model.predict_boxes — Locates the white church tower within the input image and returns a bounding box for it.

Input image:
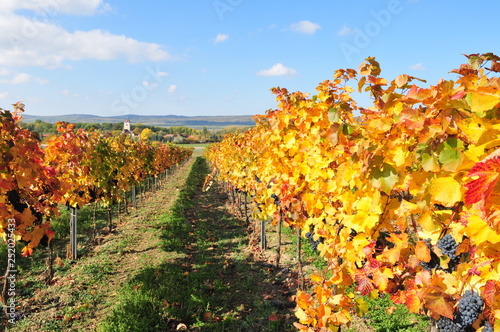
[123,118,131,132]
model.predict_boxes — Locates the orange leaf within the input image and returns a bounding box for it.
[415,241,431,263]
[395,74,409,88]
[423,291,454,319]
[21,246,33,257]
[405,291,421,314]
[465,156,500,205]
[293,322,309,330]
[456,238,472,256]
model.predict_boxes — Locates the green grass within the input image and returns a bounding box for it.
[175,143,211,149]
[346,294,430,332]
[98,157,294,331]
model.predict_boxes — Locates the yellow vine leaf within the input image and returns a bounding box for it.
[428,177,462,207]
[466,88,500,116]
[464,214,500,244]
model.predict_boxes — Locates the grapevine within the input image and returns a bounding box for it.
[206,53,500,331]
[1,106,193,307]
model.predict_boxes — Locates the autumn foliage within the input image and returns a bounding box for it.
[206,53,500,331]
[1,112,193,258]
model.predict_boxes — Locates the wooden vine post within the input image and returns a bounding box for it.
[260,219,267,250]
[69,207,78,260]
[275,212,282,269]
[131,186,137,208]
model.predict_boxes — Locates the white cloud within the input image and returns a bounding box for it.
[62,89,79,97]
[289,21,321,35]
[168,84,177,93]
[157,71,169,78]
[0,68,48,84]
[257,63,297,76]
[142,81,159,88]
[0,7,173,68]
[2,0,110,16]
[11,73,32,84]
[214,33,229,44]
[410,63,426,71]
[338,25,357,36]
[0,92,9,99]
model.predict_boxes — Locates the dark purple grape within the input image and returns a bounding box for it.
[455,290,483,328]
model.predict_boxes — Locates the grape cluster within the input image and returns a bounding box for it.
[436,291,485,332]
[305,231,323,252]
[437,234,460,271]
[455,290,483,328]
[437,234,458,259]
[437,317,463,332]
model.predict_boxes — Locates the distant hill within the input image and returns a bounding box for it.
[21,113,256,130]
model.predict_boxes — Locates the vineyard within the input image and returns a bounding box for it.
[206,53,500,331]
[0,105,193,326]
[1,53,500,332]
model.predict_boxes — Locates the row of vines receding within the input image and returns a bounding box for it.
[0,106,193,305]
[205,53,500,332]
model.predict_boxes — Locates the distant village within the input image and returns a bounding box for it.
[20,118,242,143]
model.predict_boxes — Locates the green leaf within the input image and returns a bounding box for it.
[328,107,340,122]
[422,153,440,172]
[438,138,464,172]
[354,297,369,317]
[370,163,398,194]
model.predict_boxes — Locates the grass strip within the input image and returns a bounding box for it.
[98,157,295,332]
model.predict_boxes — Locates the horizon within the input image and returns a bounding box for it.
[21,113,255,118]
[1,1,499,117]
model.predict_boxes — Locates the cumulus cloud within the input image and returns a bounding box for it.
[0,68,48,84]
[338,25,357,36]
[257,63,297,76]
[167,84,177,93]
[214,33,229,44]
[289,20,321,34]
[410,63,426,71]
[0,4,173,68]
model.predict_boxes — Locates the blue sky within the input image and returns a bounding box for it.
[0,0,499,117]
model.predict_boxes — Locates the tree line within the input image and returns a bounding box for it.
[19,120,245,143]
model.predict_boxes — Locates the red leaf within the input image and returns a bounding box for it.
[451,90,466,100]
[355,270,374,296]
[483,280,500,307]
[406,85,419,99]
[465,156,500,205]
